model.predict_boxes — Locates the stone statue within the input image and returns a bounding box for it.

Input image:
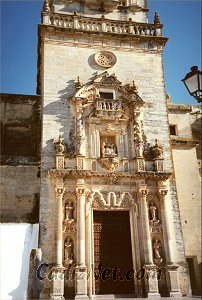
[53,135,65,155]
[64,238,74,262]
[149,202,158,222]
[135,142,144,157]
[153,239,162,259]
[102,142,117,158]
[65,201,74,220]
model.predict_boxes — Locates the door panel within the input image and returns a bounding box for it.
[93,210,135,295]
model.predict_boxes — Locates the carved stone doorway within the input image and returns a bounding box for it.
[93,210,135,295]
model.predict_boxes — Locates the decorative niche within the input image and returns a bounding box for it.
[99,132,120,172]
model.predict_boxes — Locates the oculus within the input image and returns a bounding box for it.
[94,51,117,68]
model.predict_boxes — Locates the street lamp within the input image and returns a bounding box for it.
[182,66,202,103]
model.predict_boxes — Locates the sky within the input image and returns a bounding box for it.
[0,0,201,104]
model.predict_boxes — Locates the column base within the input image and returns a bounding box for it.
[50,296,65,300]
[75,266,88,297]
[75,296,89,300]
[144,264,160,296]
[148,292,161,299]
[51,266,66,300]
[167,264,181,296]
[170,291,182,297]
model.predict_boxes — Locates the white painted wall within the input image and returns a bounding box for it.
[0,224,39,300]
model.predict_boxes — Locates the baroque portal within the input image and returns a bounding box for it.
[33,0,189,299]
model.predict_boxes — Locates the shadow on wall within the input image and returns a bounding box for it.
[42,80,75,154]
[3,224,39,300]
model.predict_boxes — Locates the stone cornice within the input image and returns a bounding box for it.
[171,137,199,147]
[39,21,168,47]
[168,104,192,112]
[48,169,171,180]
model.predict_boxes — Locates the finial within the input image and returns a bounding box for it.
[43,0,51,12]
[75,76,82,90]
[154,11,160,25]
[101,15,105,20]
[74,11,78,16]
[128,18,132,22]
[131,80,138,92]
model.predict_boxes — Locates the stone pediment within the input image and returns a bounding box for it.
[71,72,144,108]
[93,72,122,86]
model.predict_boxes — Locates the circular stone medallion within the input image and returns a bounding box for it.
[94,51,117,68]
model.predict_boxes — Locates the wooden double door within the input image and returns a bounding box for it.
[93,210,135,295]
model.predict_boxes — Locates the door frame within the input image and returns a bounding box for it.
[86,193,140,297]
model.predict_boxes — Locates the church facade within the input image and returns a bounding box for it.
[1,0,201,299]
[36,0,190,298]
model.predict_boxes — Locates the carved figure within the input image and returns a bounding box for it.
[153,239,162,259]
[65,202,74,220]
[64,238,74,262]
[105,145,111,156]
[135,142,144,157]
[53,135,65,155]
[102,142,117,158]
[109,193,115,206]
[149,202,158,221]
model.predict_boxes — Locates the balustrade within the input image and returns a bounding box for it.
[96,100,122,111]
[47,13,163,37]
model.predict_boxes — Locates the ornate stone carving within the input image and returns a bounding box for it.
[56,156,64,169]
[101,142,118,158]
[151,139,163,159]
[106,173,118,184]
[63,222,77,233]
[153,239,164,265]
[66,123,76,158]
[149,202,158,222]
[53,135,65,155]
[92,161,97,171]
[94,51,117,68]
[76,107,85,155]
[92,193,105,208]
[65,201,74,222]
[133,109,146,158]
[99,157,120,172]
[77,158,84,170]
[64,237,74,265]
[120,193,133,208]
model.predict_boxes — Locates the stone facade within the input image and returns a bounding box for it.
[168,100,201,295]
[1,0,201,299]
[36,1,189,299]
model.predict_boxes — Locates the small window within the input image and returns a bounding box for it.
[169,125,177,136]
[99,92,114,100]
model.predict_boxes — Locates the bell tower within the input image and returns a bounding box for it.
[35,0,191,299]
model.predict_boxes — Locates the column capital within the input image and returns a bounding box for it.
[137,184,149,197]
[158,189,168,199]
[76,187,85,196]
[55,187,65,196]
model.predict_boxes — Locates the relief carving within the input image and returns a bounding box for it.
[120,193,133,208]
[99,157,120,172]
[101,142,118,158]
[64,238,74,265]
[153,239,164,265]
[65,201,74,222]
[148,201,161,233]
[92,193,105,208]
[53,135,65,155]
